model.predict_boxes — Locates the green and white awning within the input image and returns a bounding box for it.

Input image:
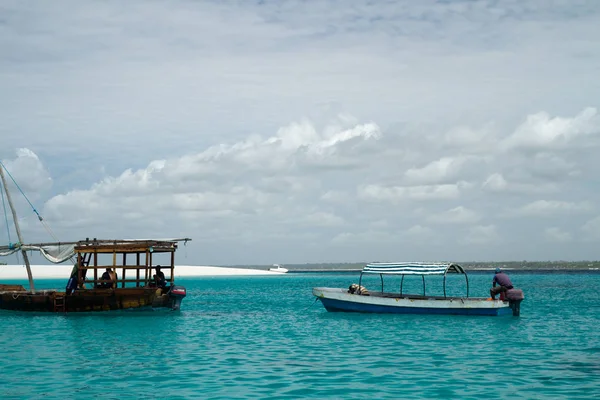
[362,262,465,275]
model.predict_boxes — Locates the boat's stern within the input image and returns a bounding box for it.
[168,285,187,310]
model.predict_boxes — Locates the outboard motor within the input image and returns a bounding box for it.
[169,285,186,310]
[506,288,524,316]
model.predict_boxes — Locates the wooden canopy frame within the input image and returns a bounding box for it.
[73,239,189,289]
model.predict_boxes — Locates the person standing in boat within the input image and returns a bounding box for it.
[490,267,513,300]
[66,262,79,295]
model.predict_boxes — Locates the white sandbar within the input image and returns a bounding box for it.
[0,264,287,280]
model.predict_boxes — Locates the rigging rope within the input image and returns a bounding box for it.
[0,160,43,222]
[0,178,12,244]
[0,160,64,247]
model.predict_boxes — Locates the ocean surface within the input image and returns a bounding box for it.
[1,271,598,399]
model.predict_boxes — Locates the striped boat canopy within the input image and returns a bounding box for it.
[362,262,465,275]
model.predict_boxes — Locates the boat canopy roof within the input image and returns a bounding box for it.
[362,262,465,275]
[74,238,191,254]
[0,238,191,263]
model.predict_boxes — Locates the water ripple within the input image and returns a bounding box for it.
[0,273,598,399]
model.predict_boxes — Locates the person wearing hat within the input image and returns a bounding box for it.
[490,267,514,300]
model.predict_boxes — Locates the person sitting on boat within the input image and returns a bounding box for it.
[348,283,369,295]
[490,268,513,300]
[98,268,117,289]
[153,265,166,289]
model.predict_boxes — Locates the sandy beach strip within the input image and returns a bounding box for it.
[0,264,287,280]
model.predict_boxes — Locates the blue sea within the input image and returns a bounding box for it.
[1,271,598,399]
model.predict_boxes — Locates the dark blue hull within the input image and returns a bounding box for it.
[320,297,514,316]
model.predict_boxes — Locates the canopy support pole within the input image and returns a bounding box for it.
[443,272,447,298]
[400,275,404,296]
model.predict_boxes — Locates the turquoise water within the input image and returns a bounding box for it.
[1,272,598,399]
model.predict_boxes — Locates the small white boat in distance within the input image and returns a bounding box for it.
[269,264,288,273]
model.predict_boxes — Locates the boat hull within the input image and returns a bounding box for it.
[313,287,514,316]
[0,287,185,312]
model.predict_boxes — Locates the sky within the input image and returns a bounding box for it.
[1,0,600,265]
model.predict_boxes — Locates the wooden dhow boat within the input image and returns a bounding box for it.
[0,239,190,312]
[0,161,189,313]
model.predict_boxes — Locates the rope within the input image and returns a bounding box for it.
[0,178,11,244]
[304,297,319,310]
[0,160,75,262]
[0,160,43,222]
[1,160,60,240]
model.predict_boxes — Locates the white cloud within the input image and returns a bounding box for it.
[442,125,497,153]
[511,200,593,217]
[482,173,558,194]
[502,108,600,152]
[581,216,600,241]
[427,206,481,225]
[405,224,434,239]
[464,225,499,245]
[482,173,508,192]
[544,227,572,243]
[331,230,396,245]
[404,157,466,185]
[1,149,52,196]
[300,212,345,227]
[370,220,390,229]
[358,183,466,203]
[320,190,347,203]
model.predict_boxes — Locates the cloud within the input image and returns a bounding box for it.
[404,225,435,241]
[299,212,345,227]
[511,200,593,217]
[482,173,558,194]
[426,206,481,225]
[581,216,600,241]
[404,157,467,185]
[1,149,52,196]
[544,227,572,243]
[464,225,499,245]
[320,190,347,203]
[442,125,497,153]
[331,230,396,246]
[502,108,600,152]
[358,183,467,203]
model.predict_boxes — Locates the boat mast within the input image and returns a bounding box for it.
[0,164,35,292]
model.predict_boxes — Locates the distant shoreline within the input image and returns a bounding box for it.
[288,268,600,273]
[229,261,600,272]
[1,263,599,281]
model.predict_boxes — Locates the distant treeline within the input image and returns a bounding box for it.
[228,261,599,271]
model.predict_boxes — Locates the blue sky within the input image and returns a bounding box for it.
[1,0,600,265]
